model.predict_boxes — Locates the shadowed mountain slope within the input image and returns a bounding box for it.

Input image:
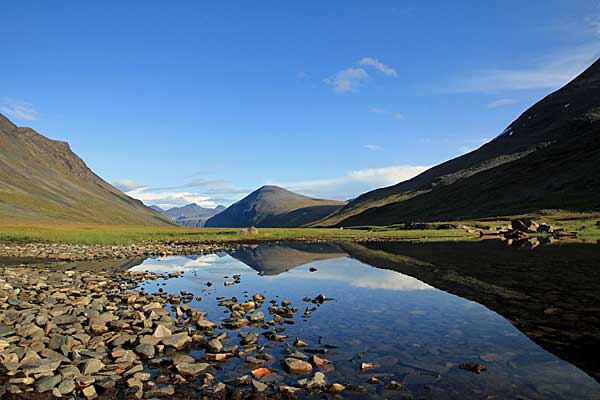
[318,58,600,226]
[205,185,345,228]
[0,114,174,226]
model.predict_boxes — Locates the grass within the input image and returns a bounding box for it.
[0,223,472,245]
[0,210,597,246]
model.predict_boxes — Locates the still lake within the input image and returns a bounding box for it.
[128,242,600,399]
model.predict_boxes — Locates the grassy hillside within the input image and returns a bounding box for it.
[0,114,174,226]
[205,185,345,228]
[317,58,600,226]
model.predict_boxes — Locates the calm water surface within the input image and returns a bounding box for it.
[130,244,600,399]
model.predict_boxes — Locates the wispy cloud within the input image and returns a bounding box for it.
[276,165,430,200]
[363,144,383,151]
[125,187,216,210]
[368,107,403,120]
[324,68,369,93]
[113,179,145,192]
[455,43,600,92]
[487,98,518,109]
[357,57,397,77]
[325,57,396,93]
[117,177,251,208]
[0,98,40,121]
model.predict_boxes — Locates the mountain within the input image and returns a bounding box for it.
[205,185,345,227]
[158,204,226,227]
[318,58,600,226]
[149,205,164,213]
[227,242,346,275]
[0,114,174,226]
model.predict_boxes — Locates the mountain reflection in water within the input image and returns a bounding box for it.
[128,240,600,399]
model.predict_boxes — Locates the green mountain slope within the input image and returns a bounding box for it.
[205,185,345,228]
[318,58,600,226]
[0,114,174,226]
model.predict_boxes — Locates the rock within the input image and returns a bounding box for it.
[360,362,378,371]
[207,338,223,353]
[251,367,271,378]
[248,311,265,322]
[294,338,308,348]
[135,343,155,359]
[330,383,345,393]
[297,372,326,389]
[81,359,104,375]
[282,357,313,374]
[82,385,97,399]
[161,333,191,350]
[37,374,61,392]
[511,218,537,232]
[537,223,552,233]
[311,355,334,372]
[460,362,487,374]
[196,319,216,330]
[145,385,175,397]
[368,376,382,384]
[252,379,268,392]
[21,359,61,375]
[176,362,210,376]
[58,378,76,395]
[153,325,172,338]
[313,294,327,304]
[385,380,405,390]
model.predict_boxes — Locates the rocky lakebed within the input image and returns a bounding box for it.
[0,241,599,399]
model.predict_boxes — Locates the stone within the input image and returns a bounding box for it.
[82,385,97,399]
[460,362,487,374]
[135,343,155,359]
[282,357,313,374]
[330,383,345,393]
[196,319,216,330]
[385,380,405,390]
[153,325,172,338]
[298,372,326,388]
[21,359,61,375]
[248,311,265,322]
[311,355,334,372]
[58,378,76,395]
[81,359,104,375]
[252,379,268,392]
[360,362,378,371]
[176,362,210,376]
[37,374,61,392]
[207,338,223,353]
[161,333,191,350]
[294,338,308,348]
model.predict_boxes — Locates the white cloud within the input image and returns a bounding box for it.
[358,57,397,77]
[363,144,383,151]
[456,43,600,92]
[125,187,216,209]
[0,98,39,121]
[487,98,518,109]
[276,165,430,200]
[113,179,144,192]
[369,107,403,120]
[325,57,396,93]
[324,67,369,93]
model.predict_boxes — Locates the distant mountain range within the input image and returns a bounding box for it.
[0,114,173,226]
[205,185,345,228]
[153,203,226,227]
[317,58,600,226]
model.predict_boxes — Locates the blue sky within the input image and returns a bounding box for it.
[2,1,600,208]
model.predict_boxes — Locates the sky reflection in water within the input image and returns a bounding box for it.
[130,248,600,400]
